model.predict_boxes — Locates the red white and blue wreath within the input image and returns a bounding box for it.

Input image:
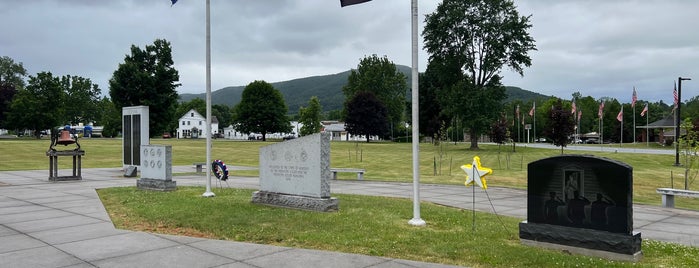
[211,159,229,181]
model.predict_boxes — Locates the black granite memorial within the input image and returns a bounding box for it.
[519,155,642,261]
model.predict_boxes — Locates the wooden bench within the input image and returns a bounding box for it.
[193,162,206,173]
[330,168,365,180]
[656,188,699,208]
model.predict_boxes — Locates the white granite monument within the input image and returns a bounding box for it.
[251,132,338,211]
[137,144,176,191]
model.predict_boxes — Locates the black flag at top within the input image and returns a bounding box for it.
[340,0,372,7]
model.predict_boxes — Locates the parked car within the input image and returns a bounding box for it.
[162,132,171,139]
[585,139,599,144]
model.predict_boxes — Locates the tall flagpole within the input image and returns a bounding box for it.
[408,0,425,226]
[202,0,214,197]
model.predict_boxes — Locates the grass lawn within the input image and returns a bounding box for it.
[97,186,699,268]
[3,137,699,209]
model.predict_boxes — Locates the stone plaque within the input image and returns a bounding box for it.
[253,132,337,212]
[258,132,330,198]
[137,144,175,191]
[520,155,641,261]
[140,145,172,180]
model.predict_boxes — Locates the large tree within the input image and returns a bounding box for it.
[109,39,180,137]
[344,91,389,142]
[0,56,27,129]
[343,54,407,129]
[6,72,63,137]
[423,0,536,149]
[61,75,101,125]
[298,96,323,136]
[232,80,291,141]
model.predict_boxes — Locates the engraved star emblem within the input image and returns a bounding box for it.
[461,156,492,190]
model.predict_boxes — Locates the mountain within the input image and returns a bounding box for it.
[179,65,548,114]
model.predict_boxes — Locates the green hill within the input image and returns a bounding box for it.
[179,65,548,114]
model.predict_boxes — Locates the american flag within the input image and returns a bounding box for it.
[617,106,623,122]
[631,87,637,108]
[674,83,679,109]
[598,102,604,118]
[529,103,535,117]
[641,103,649,117]
[571,101,577,114]
[578,110,582,121]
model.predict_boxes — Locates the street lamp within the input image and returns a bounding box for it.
[675,77,691,167]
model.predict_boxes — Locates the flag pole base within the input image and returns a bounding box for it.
[202,191,215,197]
[408,218,426,226]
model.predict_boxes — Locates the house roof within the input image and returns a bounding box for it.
[637,116,675,129]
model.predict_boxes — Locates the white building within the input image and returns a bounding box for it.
[176,109,219,139]
[223,121,303,140]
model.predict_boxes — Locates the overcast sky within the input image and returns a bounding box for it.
[2,0,698,105]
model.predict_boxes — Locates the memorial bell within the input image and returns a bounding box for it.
[57,129,76,145]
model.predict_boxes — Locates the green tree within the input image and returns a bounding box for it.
[343,54,407,129]
[61,75,101,125]
[94,97,120,138]
[298,96,323,136]
[0,56,27,129]
[423,0,536,149]
[326,110,343,121]
[419,63,451,142]
[109,39,180,137]
[6,72,63,137]
[232,80,291,141]
[545,99,575,154]
[344,91,389,142]
[212,104,233,129]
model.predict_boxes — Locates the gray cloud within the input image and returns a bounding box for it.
[1,0,697,106]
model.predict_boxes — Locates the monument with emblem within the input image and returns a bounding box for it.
[136,144,176,191]
[251,132,338,211]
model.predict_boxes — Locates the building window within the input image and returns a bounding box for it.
[187,121,190,125]
[199,121,202,125]
[182,121,185,125]
[191,113,194,117]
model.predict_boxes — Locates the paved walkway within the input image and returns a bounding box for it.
[1,166,698,268]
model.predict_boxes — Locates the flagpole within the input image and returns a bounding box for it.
[646,105,649,147]
[408,0,425,226]
[202,0,214,197]
[533,103,536,143]
[620,106,623,147]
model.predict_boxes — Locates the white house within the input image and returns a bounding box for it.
[176,109,219,139]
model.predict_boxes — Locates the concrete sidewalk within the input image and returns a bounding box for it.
[1,167,698,268]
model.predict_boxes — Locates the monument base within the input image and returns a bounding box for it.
[251,191,338,212]
[137,178,176,191]
[519,221,642,262]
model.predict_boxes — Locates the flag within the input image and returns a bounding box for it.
[516,105,520,119]
[171,0,177,6]
[617,106,623,122]
[641,103,648,117]
[673,82,679,109]
[598,102,605,118]
[578,110,582,121]
[341,0,372,7]
[529,103,535,117]
[571,101,577,114]
[631,87,637,108]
